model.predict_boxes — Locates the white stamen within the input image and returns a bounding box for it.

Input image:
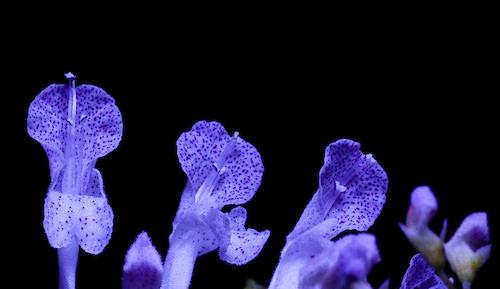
[65,72,77,127]
[335,181,347,193]
[365,153,376,166]
[194,131,239,205]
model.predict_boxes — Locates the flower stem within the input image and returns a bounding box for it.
[437,270,457,289]
[161,240,198,289]
[57,237,79,289]
[268,256,302,289]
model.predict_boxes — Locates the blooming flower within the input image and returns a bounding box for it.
[27,73,122,289]
[123,232,163,289]
[299,233,381,289]
[269,139,388,289]
[161,121,270,289]
[399,186,446,270]
[400,254,447,289]
[444,212,491,288]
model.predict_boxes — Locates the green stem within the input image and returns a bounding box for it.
[437,270,457,289]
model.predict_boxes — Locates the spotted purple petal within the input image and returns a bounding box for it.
[271,139,388,289]
[176,120,263,209]
[288,139,388,241]
[219,206,270,265]
[400,254,447,289]
[43,169,113,254]
[27,83,123,194]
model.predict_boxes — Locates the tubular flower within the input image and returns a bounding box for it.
[269,139,388,289]
[161,121,270,289]
[399,186,445,271]
[444,212,491,287]
[27,73,122,289]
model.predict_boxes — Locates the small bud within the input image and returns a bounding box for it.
[122,232,163,289]
[399,186,445,270]
[444,212,491,285]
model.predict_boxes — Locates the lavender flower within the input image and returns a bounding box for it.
[444,212,491,288]
[123,232,163,289]
[269,139,388,289]
[27,73,122,289]
[161,121,270,289]
[399,186,446,270]
[299,233,381,289]
[400,254,447,289]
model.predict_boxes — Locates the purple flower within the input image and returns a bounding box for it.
[444,212,491,287]
[399,186,446,270]
[299,233,381,289]
[269,139,388,289]
[123,232,163,289]
[400,254,447,289]
[161,121,270,289]
[27,73,122,289]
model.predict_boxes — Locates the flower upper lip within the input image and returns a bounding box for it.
[28,81,123,195]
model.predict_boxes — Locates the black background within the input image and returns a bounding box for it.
[8,5,497,289]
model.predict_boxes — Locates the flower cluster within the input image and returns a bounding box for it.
[399,186,491,289]
[28,74,491,289]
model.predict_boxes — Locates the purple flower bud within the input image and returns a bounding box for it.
[399,186,445,270]
[123,232,163,289]
[444,212,491,286]
[406,186,438,227]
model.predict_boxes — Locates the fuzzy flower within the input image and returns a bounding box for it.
[400,254,447,289]
[299,233,381,289]
[27,73,122,289]
[399,186,445,271]
[269,139,388,289]
[123,232,163,289]
[161,121,270,289]
[444,212,491,288]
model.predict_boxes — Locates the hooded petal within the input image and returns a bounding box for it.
[400,254,446,289]
[27,84,67,179]
[288,139,388,241]
[176,120,264,208]
[219,206,270,265]
[27,83,123,192]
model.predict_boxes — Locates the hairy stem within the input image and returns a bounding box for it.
[161,240,198,289]
[57,238,79,289]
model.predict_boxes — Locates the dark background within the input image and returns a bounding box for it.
[8,5,497,289]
